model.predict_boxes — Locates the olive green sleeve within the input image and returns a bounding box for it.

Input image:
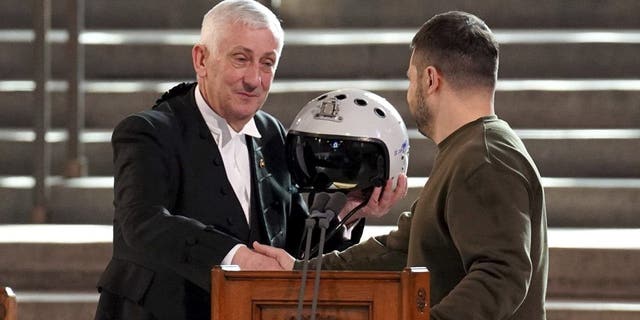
[294,211,412,271]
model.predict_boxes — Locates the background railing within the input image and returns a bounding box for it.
[31,0,52,223]
[64,0,87,179]
[31,0,85,222]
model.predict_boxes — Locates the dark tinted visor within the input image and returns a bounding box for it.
[286,132,389,192]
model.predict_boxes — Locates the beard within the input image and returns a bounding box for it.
[412,84,433,139]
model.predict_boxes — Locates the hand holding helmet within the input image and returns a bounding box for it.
[339,174,408,225]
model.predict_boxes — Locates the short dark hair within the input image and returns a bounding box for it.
[411,11,499,90]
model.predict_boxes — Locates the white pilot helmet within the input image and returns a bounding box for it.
[286,88,410,192]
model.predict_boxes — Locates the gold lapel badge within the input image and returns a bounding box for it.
[259,158,266,168]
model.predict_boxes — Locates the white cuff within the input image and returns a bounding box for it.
[340,218,361,240]
[222,244,246,265]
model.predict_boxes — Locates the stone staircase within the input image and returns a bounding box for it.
[2,225,640,320]
[0,0,639,319]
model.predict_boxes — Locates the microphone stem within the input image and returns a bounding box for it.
[311,218,329,320]
[297,219,315,320]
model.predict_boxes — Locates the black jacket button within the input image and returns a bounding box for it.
[185,237,198,246]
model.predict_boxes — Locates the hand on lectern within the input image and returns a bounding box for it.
[231,245,285,270]
[253,242,295,270]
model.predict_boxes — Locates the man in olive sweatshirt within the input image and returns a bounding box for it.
[256,11,549,320]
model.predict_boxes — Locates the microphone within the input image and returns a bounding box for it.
[311,192,346,257]
[297,192,331,259]
[309,192,331,218]
[308,190,369,258]
[296,192,330,320]
[321,192,347,220]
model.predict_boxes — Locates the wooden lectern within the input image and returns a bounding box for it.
[211,266,429,320]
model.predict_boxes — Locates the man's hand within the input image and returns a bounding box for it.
[339,174,408,224]
[231,245,285,270]
[253,242,295,270]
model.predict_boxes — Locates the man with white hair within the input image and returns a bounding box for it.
[94,1,406,319]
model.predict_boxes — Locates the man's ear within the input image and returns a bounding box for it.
[424,66,440,94]
[192,44,208,77]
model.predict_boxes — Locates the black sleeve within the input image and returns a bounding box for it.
[112,115,241,292]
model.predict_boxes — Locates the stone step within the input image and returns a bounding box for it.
[0,177,114,224]
[10,293,640,320]
[362,227,640,301]
[0,225,111,291]
[385,178,640,228]
[12,291,98,320]
[546,300,640,320]
[2,29,640,79]
[1,79,640,130]
[1,128,638,178]
[0,0,221,30]
[2,225,640,300]
[1,177,639,228]
[275,0,640,29]
[2,0,640,29]
[409,130,640,178]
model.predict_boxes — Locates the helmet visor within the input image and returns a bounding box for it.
[286,132,389,192]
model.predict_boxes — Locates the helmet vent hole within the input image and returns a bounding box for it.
[317,94,327,101]
[354,98,368,106]
[335,94,347,100]
[374,108,386,118]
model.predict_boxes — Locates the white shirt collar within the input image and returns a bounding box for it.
[194,84,261,147]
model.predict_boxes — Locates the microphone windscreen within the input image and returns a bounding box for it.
[324,192,347,217]
[310,192,331,215]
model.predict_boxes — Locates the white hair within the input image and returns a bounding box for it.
[200,0,284,54]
